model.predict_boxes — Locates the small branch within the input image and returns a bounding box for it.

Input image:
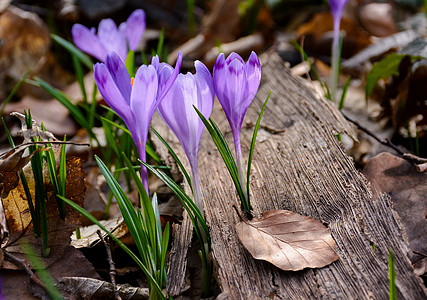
[4,250,46,290]
[342,111,427,172]
[97,230,122,300]
[341,112,404,155]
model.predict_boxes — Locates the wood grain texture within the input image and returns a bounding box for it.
[152,50,426,299]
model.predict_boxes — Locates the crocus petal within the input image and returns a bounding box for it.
[215,57,247,133]
[130,65,158,141]
[329,0,348,20]
[98,19,127,62]
[244,51,261,107]
[124,9,146,51]
[195,60,214,132]
[105,52,132,104]
[227,59,247,127]
[158,75,193,154]
[157,51,183,101]
[72,24,107,62]
[213,53,230,114]
[225,52,245,65]
[94,63,133,125]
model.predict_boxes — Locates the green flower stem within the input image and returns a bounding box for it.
[330,28,340,104]
[200,245,212,298]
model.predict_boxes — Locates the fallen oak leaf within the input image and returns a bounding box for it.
[236,209,339,271]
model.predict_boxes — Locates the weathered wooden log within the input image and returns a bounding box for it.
[153,50,426,299]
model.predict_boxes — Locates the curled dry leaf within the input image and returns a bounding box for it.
[0,146,35,198]
[71,217,127,248]
[236,209,339,271]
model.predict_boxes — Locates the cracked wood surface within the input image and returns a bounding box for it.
[152,50,426,299]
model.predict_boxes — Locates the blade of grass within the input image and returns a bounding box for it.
[71,54,87,105]
[59,136,67,198]
[339,77,350,110]
[0,71,29,115]
[59,196,165,299]
[157,28,165,58]
[141,161,209,242]
[33,77,94,138]
[21,242,63,300]
[95,156,154,272]
[121,154,160,261]
[247,91,271,201]
[2,118,37,226]
[194,106,246,207]
[89,81,98,129]
[51,33,93,69]
[151,126,192,191]
[389,248,396,300]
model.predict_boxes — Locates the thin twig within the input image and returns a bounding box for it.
[97,230,122,300]
[342,111,427,171]
[4,250,46,290]
[341,111,404,155]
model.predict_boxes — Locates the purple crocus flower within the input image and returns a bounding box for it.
[72,9,146,62]
[213,52,261,200]
[94,50,183,193]
[157,61,214,214]
[329,0,348,103]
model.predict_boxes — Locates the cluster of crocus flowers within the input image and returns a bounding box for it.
[72,9,146,62]
[329,0,349,103]
[93,51,183,193]
[157,61,214,216]
[213,52,261,205]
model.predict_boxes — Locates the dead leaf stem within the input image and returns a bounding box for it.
[3,250,47,290]
[342,111,426,171]
[97,230,122,300]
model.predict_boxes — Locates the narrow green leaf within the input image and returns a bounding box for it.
[151,126,193,192]
[51,33,93,69]
[141,161,210,244]
[21,242,63,300]
[2,118,15,148]
[59,196,165,299]
[126,50,135,76]
[156,28,165,58]
[389,248,396,300]
[89,81,98,129]
[247,91,271,202]
[95,156,148,263]
[0,71,29,115]
[59,136,67,198]
[339,77,351,110]
[101,116,131,135]
[121,154,157,251]
[72,54,87,105]
[160,222,170,285]
[101,118,121,159]
[33,77,93,136]
[194,106,246,205]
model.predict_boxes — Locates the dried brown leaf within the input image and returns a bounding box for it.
[363,152,427,264]
[2,156,86,269]
[0,146,34,198]
[236,209,339,271]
